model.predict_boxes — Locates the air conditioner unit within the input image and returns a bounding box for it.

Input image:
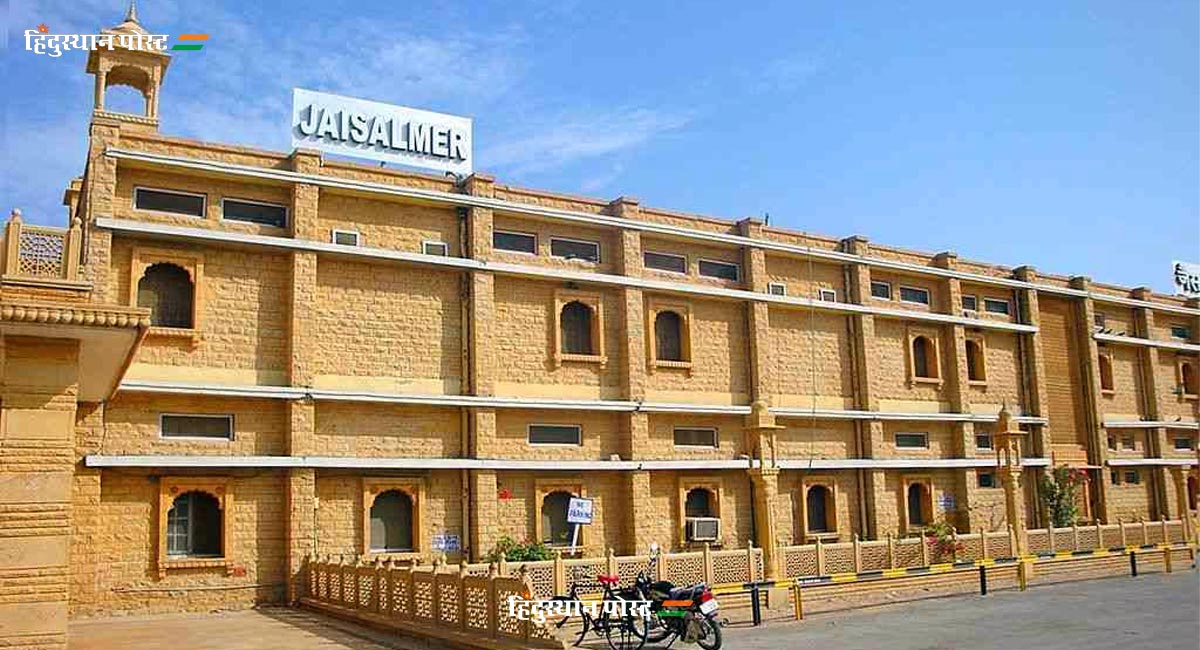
[686,517,721,542]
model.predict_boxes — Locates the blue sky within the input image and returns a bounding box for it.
[4,1,1197,292]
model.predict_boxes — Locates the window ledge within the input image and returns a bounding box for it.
[147,326,202,345]
[556,353,606,366]
[967,379,988,388]
[1182,393,1199,402]
[652,359,693,375]
[805,532,840,543]
[1100,389,1116,396]
[158,557,232,578]
[367,551,422,562]
[911,376,943,386]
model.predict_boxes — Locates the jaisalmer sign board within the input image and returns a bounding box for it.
[1173,260,1200,298]
[291,88,473,175]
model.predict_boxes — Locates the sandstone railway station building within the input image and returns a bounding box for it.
[2,11,1199,643]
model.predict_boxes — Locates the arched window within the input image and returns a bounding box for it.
[966,339,985,382]
[806,485,833,534]
[560,301,594,355]
[1098,354,1114,392]
[912,335,937,379]
[541,491,574,546]
[1181,361,1198,396]
[138,262,194,328]
[369,490,414,552]
[655,311,684,361]
[906,483,929,528]
[166,491,222,557]
[684,488,715,518]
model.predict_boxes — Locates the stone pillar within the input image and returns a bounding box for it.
[285,468,316,602]
[1169,467,1192,541]
[935,252,976,531]
[1000,465,1026,554]
[749,468,782,578]
[627,471,653,555]
[1014,266,1052,527]
[0,337,80,650]
[1131,287,1172,519]
[842,236,886,537]
[1070,276,1113,522]
[469,469,498,562]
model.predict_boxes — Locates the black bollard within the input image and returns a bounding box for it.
[750,583,762,626]
[978,565,988,596]
[1129,550,1138,577]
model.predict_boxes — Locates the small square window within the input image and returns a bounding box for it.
[1174,437,1194,451]
[767,282,787,296]
[1107,436,1118,451]
[644,251,687,274]
[494,230,537,254]
[975,433,993,450]
[673,427,718,448]
[983,298,1011,316]
[962,295,978,312]
[550,237,600,263]
[698,259,740,281]
[1110,469,1121,485]
[817,288,837,302]
[222,199,287,227]
[1121,436,1135,451]
[422,241,449,256]
[977,472,997,489]
[1123,470,1140,485]
[161,414,233,440]
[1094,312,1106,328]
[332,229,361,246]
[870,281,892,300]
[528,424,582,445]
[899,286,930,305]
[1170,325,1191,340]
[894,432,929,449]
[135,187,206,217]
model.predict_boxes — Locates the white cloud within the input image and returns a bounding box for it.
[481,108,688,176]
[580,163,626,193]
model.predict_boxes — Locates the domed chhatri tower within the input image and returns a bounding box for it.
[86,1,170,126]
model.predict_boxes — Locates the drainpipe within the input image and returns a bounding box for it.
[844,264,871,537]
[457,205,472,560]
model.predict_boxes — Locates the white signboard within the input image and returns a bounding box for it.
[1172,261,1200,298]
[432,533,460,552]
[566,497,594,525]
[291,88,472,175]
[937,494,956,512]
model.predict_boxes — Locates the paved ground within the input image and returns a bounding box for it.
[68,571,1198,649]
[69,607,427,650]
[724,571,1200,650]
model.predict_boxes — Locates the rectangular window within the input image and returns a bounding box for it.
[644,251,687,274]
[1174,437,1194,451]
[698,259,740,281]
[894,432,929,449]
[1094,312,1106,328]
[975,432,993,450]
[1121,436,1135,451]
[528,424,582,445]
[422,241,449,256]
[1123,470,1140,485]
[899,286,930,305]
[983,298,1011,316]
[1107,436,1118,450]
[673,427,718,448]
[332,229,360,246]
[550,237,600,263]
[977,472,997,489]
[222,198,286,227]
[161,414,233,440]
[134,187,205,217]
[870,281,892,300]
[767,282,787,296]
[1110,469,1121,485]
[493,230,537,254]
[1171,325,1191,340]
[962,295,978,312]
[817,288,837,302]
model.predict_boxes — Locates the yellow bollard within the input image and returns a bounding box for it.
[1164,548,1173,574]
[1016,560,1028,591]
[792,583,804,620]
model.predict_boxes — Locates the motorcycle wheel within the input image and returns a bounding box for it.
[644,615,672,643]
[695,616,722,650]
[604,614,647,650]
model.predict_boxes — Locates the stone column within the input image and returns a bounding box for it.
[1169,467,1192,541]
[0,337,80,650]
[469,469,498,562]
[935,252,977,531]
[1014,266,1052,527]
[1070,276,1113,522]
[1131,287,1172,519]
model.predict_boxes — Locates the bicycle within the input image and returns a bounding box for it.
[549,564,648,650]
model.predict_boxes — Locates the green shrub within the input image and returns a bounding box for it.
[484,536,555,563]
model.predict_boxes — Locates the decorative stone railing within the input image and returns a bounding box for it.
[2,210,83,283]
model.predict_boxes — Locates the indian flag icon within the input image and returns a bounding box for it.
[171,34,209,51]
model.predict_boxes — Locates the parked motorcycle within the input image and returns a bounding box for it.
[632,546,723,649]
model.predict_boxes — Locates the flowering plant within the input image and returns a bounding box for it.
[485,536,554,562]
[1039,465,1087,527]
[923,520,963,558]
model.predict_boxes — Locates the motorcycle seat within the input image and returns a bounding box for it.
[597,574,620,586]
